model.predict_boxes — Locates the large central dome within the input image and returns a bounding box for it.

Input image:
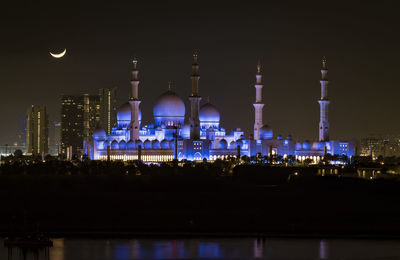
[153,90,185,126]
[116,102,141,129]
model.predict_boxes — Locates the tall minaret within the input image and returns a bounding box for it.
[129,59,141,140]
[318,56,330,142]
[253,61,264,140]
[189,53,201,139]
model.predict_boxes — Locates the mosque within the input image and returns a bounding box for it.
[85,54,355,162]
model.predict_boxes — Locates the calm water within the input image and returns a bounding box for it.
[1,237,400,260]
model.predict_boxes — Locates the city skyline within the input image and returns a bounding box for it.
[1,1,399,144]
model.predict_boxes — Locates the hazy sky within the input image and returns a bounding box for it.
[1,1,399,144]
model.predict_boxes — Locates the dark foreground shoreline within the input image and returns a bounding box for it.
[1,165,400,239]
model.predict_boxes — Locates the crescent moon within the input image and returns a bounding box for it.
[50,49,67,58]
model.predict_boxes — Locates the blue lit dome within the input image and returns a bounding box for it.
[153,90,185,126]
[93,128,107,141]
[199,102,220,129]
[117,102,142,128]
[260,125,273,140]
[303,140,312,150]
[313,141,325,150]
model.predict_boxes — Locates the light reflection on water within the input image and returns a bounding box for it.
[1,237,400,260]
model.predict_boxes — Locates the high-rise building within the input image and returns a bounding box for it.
[48,121,61,155]
[26,105,48,155]
[99,88,117,135]
[359,135,400,158]
[16,115,26,152]
[61,94,100,155]
[54,122,61,155]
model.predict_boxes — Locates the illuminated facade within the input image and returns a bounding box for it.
[86,55,355,162]
[99,88,117,135]
[26,105,48,155]
[61,94,100,155]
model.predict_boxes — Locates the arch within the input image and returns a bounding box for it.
[135,140,143,149]
[111,140,119,150]
[194,152,202,161]
[160,139,170,149]
[152,139,161,149]
[127,140,135,150]
[143,139,152,149]
[103,140,110,150]
[235,139,243,149]
[229,141,236,149]
[119,140,127,150]
[219,139,228,149]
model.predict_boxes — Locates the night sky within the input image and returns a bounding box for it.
[1,1,398,144]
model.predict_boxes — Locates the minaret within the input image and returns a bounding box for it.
[318,56,330,142]
[189,53,201,139]
[129,59,141,140]
[253,61,264,140]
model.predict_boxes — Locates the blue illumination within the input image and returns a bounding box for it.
[259,125,273,140]
[198,243,222,258]
[114,244,131,260]
[153,90,185,127]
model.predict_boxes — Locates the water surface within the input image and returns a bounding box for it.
[1,237,400,259]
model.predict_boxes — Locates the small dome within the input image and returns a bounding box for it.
[199,103,220,124]
[277,135,283,140]
[260,125,273,140]
[93,128,107,141]
[117,102,142,128]
[312,141,325,150]
[303,140,312,150]
[153,90,185,126]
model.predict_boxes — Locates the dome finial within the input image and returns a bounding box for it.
[193,51,198,63]
[168,80,172,91]
[257,59,261,74]
[206,96,210,103]
[132,57,138,69]
[322,56,327,70]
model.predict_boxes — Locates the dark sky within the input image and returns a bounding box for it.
[1,1,399,144]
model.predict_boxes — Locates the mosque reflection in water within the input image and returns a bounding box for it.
[3,237,400,259]
[3,238,327,260]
